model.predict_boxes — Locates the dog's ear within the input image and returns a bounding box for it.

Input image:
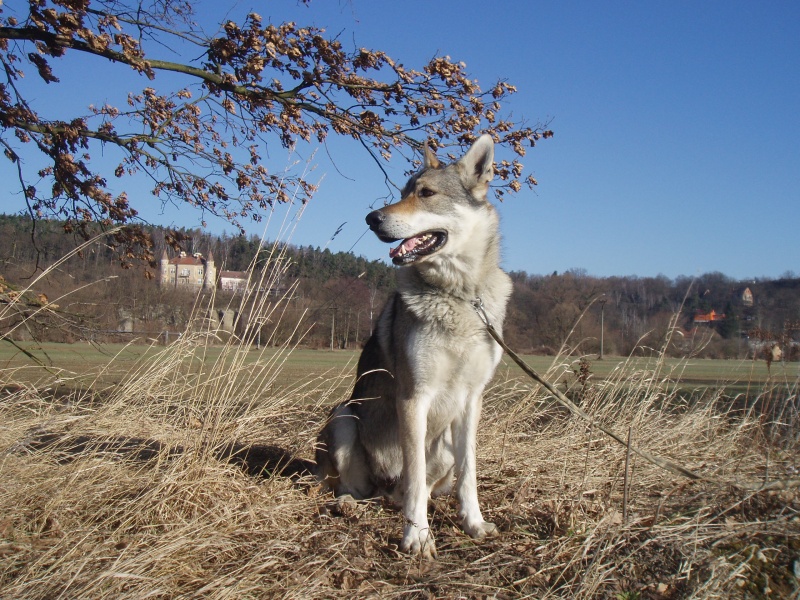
[424,142,441,169]
[458,134,494,196]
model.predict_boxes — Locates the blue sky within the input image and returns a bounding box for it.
[2,1,799,279]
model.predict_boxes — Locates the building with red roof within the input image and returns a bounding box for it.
[159,250,216,290]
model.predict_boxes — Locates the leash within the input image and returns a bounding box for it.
[471,298,800,492]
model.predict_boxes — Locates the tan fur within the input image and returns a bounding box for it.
[424,143,441,169]
[380,193,421,217]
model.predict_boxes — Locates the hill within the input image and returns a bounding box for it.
[1,214,798,359]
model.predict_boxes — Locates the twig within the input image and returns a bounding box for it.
[623,426,632,523]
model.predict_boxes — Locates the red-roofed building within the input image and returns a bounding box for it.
[693,309,725,323]
[159,250,216,290]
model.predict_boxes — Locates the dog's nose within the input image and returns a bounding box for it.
[365,210,385,230]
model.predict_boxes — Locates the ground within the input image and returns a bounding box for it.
[1,339,799,598]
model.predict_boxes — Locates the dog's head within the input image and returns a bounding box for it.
[366,135,495,266]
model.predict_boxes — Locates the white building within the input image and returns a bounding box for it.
[219,270,249,292]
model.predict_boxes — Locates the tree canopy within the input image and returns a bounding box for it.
[0,0,552,268]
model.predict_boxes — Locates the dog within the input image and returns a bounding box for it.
[315,134,512,559]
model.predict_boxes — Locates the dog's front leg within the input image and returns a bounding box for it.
[397,396,436,559]
[454,392,498,540]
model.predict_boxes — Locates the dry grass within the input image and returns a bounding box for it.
[3,257,800,598]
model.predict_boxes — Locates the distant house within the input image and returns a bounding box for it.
[693,309,726,323]
[219,270,249,292]
[159,250,216,290]
[741,287,754,306]
[218,271,288,296]
[157,253,286,295]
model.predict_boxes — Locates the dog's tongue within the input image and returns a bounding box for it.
[389,236,422,259]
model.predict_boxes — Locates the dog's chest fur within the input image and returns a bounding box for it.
[379,264,512,437]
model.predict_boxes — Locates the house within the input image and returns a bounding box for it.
[159,250,216,290]
[218,271,287,296]
[219,270,249,292]
[693,309,726,323]
[158,252,285,296]
[741,287,754,307]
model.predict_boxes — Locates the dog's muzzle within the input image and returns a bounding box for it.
[365,210,447,266]
[365,210,396,243]
[366,210,388,236]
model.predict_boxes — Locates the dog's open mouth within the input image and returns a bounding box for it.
[387,231,447,265]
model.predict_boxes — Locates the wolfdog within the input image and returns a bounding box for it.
[315,135,512,559]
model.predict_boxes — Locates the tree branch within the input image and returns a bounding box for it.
[0,112,160,148]
[0,26,269,97]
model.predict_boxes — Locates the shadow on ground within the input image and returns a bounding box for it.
[13,430,316,480]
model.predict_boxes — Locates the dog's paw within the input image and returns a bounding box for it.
[400,523,437,560]
[333,493,358,514]
[463,519,499,540]
[323,493,366,518]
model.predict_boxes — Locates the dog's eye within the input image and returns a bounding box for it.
[418,187,435,198]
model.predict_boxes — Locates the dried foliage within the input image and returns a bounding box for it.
[2,253,799,598]
[0,0,552,266]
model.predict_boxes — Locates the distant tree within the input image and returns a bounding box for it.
[0,0,552,269]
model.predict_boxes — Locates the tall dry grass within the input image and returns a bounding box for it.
[2,233,800,598]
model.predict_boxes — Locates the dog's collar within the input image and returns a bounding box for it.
[471,297,493,328]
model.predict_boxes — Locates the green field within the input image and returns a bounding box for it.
[2,340,795,401]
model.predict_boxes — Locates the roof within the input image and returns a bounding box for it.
[694,309,726,323]
[169,256,205,266]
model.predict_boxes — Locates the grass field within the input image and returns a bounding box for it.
[2,334,799,598]
[2,340,794,398]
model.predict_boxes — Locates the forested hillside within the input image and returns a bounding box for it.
[1,214,798,358]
